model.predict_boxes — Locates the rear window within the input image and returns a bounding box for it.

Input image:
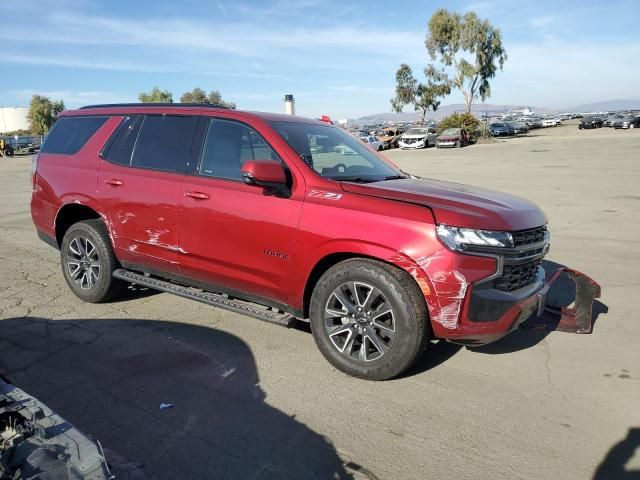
[41,116,107,155]
[131,115,198,173]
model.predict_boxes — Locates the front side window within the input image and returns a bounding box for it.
[41,116,108,155]
[199,119,281,181]
[131,115,198,173]
[270,121,405,182]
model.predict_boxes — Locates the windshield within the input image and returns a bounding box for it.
[271,121,405,182]
[407,128,427,135]
[441,128,460,135]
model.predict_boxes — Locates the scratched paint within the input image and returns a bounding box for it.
[390,250,469,329]
[116,210,135,224]
[144,229,170,245]
[142,228,187,253]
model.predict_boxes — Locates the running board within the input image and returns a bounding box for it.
[113,269,296,327]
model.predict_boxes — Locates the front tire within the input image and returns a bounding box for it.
[309,259,429,380]
[60,219,125,303]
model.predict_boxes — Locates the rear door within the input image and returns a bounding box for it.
[179,117,303,305]
[97,114,198,274]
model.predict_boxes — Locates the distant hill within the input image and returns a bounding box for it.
[572,99,640,112]
[356,104,557,124]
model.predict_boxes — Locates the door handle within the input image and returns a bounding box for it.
[184,191,210,200]
[104,179,124,187]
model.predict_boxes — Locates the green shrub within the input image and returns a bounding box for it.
[437,112,483,139]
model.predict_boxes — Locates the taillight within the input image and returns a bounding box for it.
[31,153,39,189]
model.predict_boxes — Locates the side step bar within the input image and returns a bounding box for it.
[113,269,296,327]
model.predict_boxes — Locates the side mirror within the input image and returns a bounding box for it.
[241,160,288,194]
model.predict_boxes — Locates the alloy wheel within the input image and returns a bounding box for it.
[324,281,396,362]
[67,236,101,290]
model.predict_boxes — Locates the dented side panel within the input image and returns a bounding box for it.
[96,160,184,273]
[388,249,497,333]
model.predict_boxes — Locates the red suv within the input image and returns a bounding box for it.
[31,103,550,380]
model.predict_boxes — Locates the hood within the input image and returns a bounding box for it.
[402,134,428,139]
[437,134,460,141]
[341,177,547,231]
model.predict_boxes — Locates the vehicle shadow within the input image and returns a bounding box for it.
[401,340,463,377]
[469,259,607,355]
[593,428,640,479]
[110,283,160,303]
[0,316,353,480]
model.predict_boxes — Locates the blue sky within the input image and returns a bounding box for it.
[2,0,639,118]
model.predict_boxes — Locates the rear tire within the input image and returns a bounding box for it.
[60,219,125,303]
[309,259,429,380]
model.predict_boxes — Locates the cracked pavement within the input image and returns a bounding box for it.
[1,122,639,479]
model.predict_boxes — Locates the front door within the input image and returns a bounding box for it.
[179,118,303,305]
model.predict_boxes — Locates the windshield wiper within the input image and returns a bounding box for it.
[334,175,409,183]
[380,175,409,181]
[332,176,379,183]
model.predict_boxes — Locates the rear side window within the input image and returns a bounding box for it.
[41,116,107,155]
[131,115,198,173]
[103,116,143,166]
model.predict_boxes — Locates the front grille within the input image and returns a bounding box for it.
[495,259,542,292]
[511,226,547,247]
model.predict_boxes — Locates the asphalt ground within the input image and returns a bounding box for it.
[0,120,638,479]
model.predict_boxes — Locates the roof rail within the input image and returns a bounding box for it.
[79,103,230,110]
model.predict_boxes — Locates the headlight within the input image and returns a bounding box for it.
[436,224,514,251]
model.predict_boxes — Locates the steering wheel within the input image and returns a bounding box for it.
[334,163,347,173]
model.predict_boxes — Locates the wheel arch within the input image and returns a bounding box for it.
[55,203,103,247]
[301,251,428,319]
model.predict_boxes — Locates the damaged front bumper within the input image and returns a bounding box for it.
[522,267,602,334]
[447,267,601,345]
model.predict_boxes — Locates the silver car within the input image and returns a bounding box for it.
[398,127,439,149]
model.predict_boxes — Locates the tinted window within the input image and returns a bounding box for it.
[199,119,280,181]
[41,116,107,155]
[131,115,198,173]
[103,116,143,166]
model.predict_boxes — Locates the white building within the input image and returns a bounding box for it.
[0,107,29,133]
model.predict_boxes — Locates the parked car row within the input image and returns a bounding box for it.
[579,112,640,130]
[611,113,640,129]
[488,120,530,137]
